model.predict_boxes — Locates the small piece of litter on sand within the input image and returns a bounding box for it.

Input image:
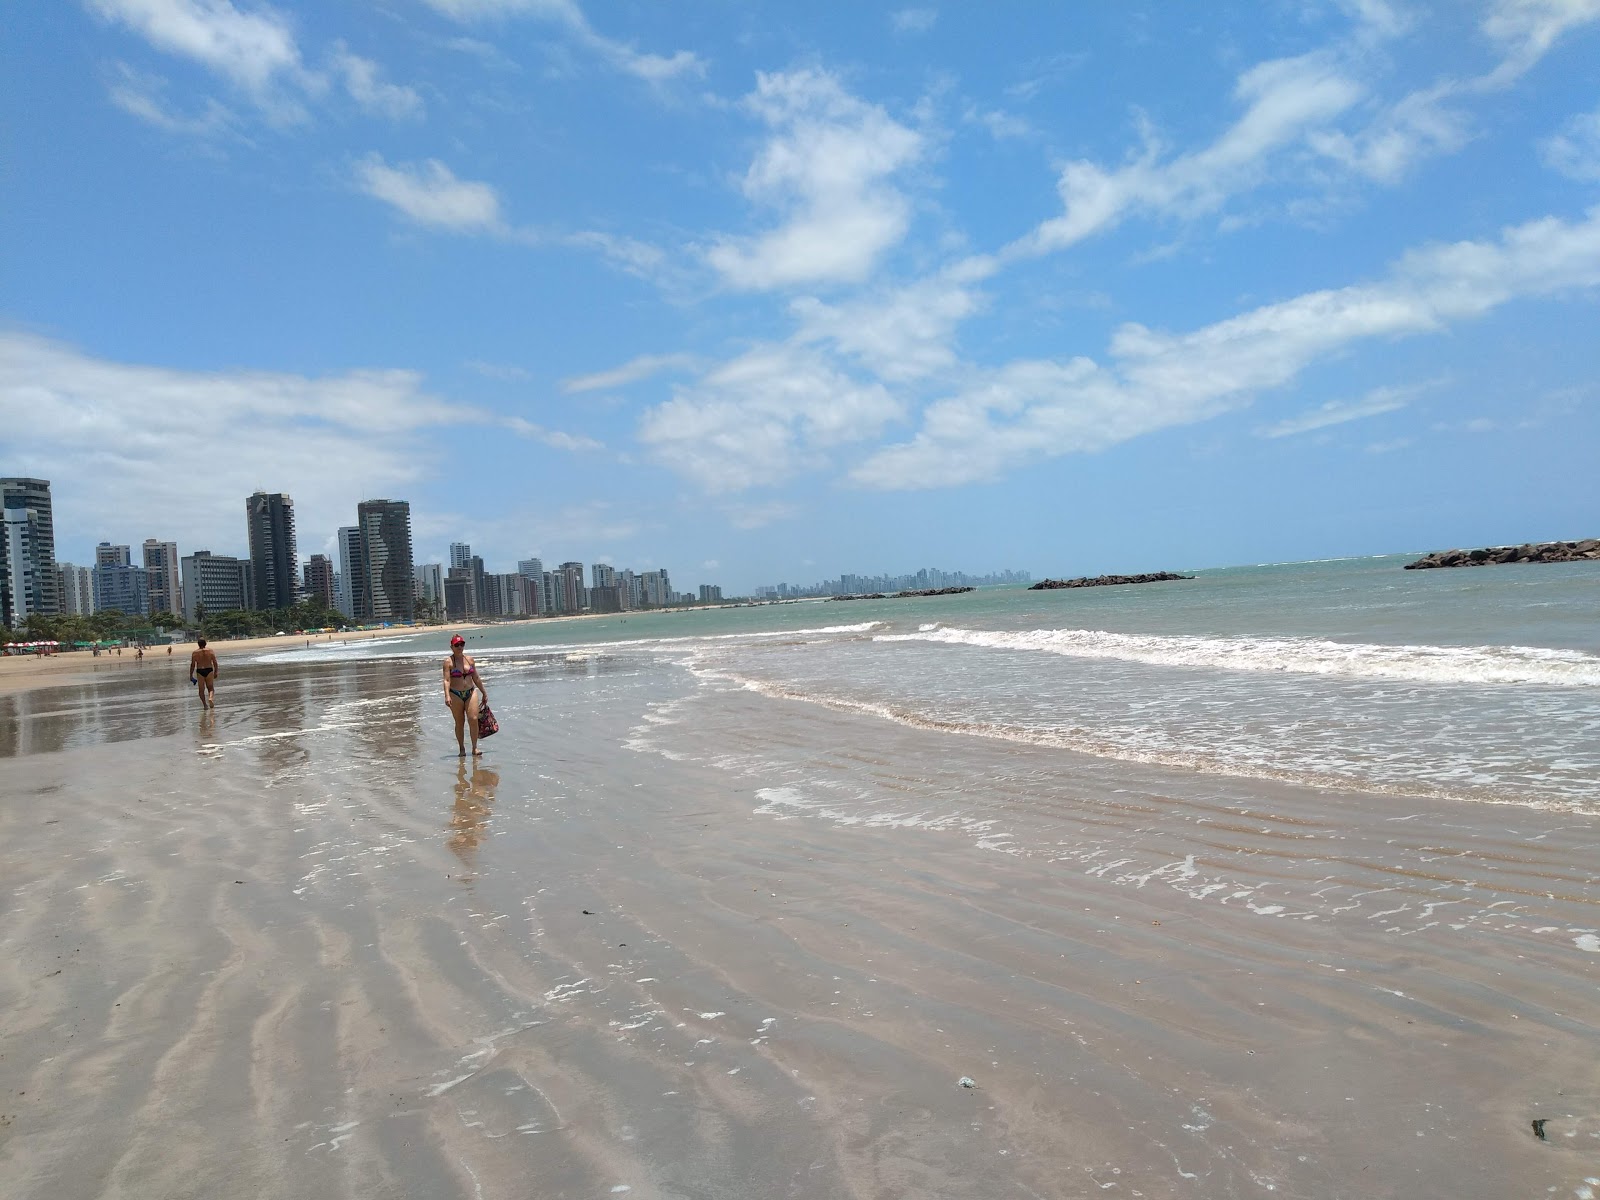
[958,1076,977,1089]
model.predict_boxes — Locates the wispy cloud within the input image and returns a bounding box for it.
[419,0,703,83]
[562,352,700,394]
[890,8,937,34]
[1255,382,1429,438]
[331,44,423,119]
[851,204,1600,489]
[504,416,604,452]
[706,68,925,290]
[466,360,534,382]
[1541,104,1600,180]
[354,154,507,233]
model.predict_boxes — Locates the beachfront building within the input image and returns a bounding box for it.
[357,499,414,623]
[450,542,472,570]
[143,538,182,618]
[640,568,672,608]
[245,491,297,612]
[443,569,474,621]
[57,562,95,616]
[698,584,723,604]
[591,562,617,591]
[0,478,59,621]
[92,544,149,617]
[336,526,363,619]
[303,554,337,609]
[181,550,252,623]
[517,556,542,580]
[559,561,586,612]
[415,562,443,615]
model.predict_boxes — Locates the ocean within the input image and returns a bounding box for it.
[259,553,1600,813]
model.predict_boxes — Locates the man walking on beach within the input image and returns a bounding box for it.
[189,638,218,708]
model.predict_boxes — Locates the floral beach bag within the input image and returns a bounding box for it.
[476,699,499,739]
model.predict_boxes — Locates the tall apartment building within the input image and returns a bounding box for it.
[245,491,297,611]
[615,568,637,612]
[558,561,586,613]
[0,478,59,622]
[336,526,363,619]
[591,562,617,590]
[92,543,149,616]
[517,557,543,580]
[640,569,672,608]
[415,562,444,614]
[698,584,723,603]
[303,554,337,609]
[181,551,252,623]
[357,499,414,622]
[56,562,95,616]
[143,538,182,617]
[443,569,474,621]
[538,571,563,615]
[450,542,472,570]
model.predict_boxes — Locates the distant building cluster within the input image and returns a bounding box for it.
[418,546,703,622]
[753,567,1031,599]
[1,476,728,632]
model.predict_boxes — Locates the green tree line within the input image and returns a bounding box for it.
[2,599,352,646]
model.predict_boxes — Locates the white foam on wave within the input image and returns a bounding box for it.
[875,627,1600,688]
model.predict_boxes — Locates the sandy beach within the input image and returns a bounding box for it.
[1,632,1596,1200]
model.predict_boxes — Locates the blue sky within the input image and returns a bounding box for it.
[3,0,1598,591]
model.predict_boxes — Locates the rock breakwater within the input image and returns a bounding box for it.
[827,587,976,601]
[1404,539,1600,569]
[1029,572,1193,590]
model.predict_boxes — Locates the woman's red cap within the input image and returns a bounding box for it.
[450,635,465,646]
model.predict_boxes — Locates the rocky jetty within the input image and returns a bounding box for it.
[1404,539,1600,569]
[827,586,976,601]
[1029,572,1193,590]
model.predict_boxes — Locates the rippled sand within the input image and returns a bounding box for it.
[1,654,1596,1199]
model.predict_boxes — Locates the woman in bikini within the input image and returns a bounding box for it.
[442,634,489,756]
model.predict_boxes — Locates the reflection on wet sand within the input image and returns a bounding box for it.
[448,764,500,880]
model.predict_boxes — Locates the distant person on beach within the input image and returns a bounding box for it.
[189,638,218,708]
[442,634,488,757]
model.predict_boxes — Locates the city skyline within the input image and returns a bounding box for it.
[4,5,1596,584]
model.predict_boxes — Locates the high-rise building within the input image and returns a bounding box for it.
[539,571,563,615]
[615,568,636,611]
[93,541,149,617]
[517,557,543,580]
[559,561,586,612]
[415,562,444,614]
[245,491,297,611]
[443,570,474,621]
[56,562,95,616]
[698,584,723,604]
[181,550,252,623]
[640,569,672,608]
[336,526,363,619]
[0,478,59,621]
[357,499,414,623]
[591,562,617,590]
[143,539,182,618]
[450,542,472,570]
[303,554,337,609]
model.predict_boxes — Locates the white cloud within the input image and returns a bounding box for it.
[89,0,303,92]
[790,269,985,383]
[332,45,423,119]
[638,343,903,491]
[562,352,700,393]
[1542,105,1600,180]
[891,8,938,34]
[1365,437,1413,453]
[504,417,604,452]
[1481,0,1600,85]
[726,501,798,530]
[706,69,924,290]
[106,62,238,136]
[419,0,702,83]
[1013,54,1363,256]
[854,204,1600,488]
[1256,382,1427,437]
[354,154,506,233]
[466,360,533,381]
[0,331,474,551]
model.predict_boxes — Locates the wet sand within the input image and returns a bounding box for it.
[1,652,1596,1199]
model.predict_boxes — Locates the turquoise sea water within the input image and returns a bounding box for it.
[258,555,1600,811]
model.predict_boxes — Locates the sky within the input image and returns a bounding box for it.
[3,0,1598,592]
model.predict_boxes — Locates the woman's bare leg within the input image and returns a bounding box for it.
[466,693,482,756]
[451,700,467,755]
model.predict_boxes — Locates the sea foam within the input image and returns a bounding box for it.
[874,627,1600,687]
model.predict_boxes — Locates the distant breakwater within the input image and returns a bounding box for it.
[827,586,976,601]
[1029,572,1193,590]
[1404,539,1600,569]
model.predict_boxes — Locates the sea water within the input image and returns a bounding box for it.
[259,554,1600,813]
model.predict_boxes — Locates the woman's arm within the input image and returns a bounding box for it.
[442,659,453,703]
